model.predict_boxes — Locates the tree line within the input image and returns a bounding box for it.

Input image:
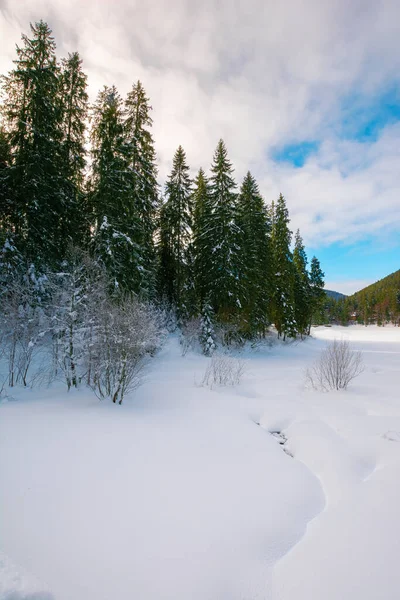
[0,20,325,356]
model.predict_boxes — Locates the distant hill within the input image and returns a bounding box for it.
[321,270,400,325]
[325,289,347,301]
[347,269,400,324]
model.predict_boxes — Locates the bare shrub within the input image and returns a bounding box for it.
[0,273,47,387]
[46,249,107,390]
[88,296,163,404]
[306,339,364,391]
[202,353,246,388]
[180,317,201,356]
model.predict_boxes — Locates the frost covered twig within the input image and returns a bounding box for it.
[201,353,246,388]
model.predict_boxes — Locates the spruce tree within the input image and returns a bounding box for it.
[199,301,216,355]
[206,139,241,322]
[237,172,271,337]
[309,256,325,332]
[60,52,89,246]
[270,194,296,338]
[90,85,141,291]
[124,81,159,297]
[158,146,192,314]
[1,21,66,265]
[192,168,213,310]
[0,127,13,236]
[293,229,310,337]
[158,197,174,307]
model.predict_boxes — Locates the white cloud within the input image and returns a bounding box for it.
[1,0,400,248]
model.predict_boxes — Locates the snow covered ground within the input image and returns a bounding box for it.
[1,325,400,600]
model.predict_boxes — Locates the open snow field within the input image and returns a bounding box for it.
[1,325,400,600]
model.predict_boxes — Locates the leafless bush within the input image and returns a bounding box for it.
[88,296,163,404]
[46,250,107,390]
[306,339,364,391]
[201,353,246,388]
[180,317,201,356]
[0,277,46,387]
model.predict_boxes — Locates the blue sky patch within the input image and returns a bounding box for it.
[307,237,400,294]
[271,140,319,167]
[340,86,400,142]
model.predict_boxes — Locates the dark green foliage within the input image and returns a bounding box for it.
[158,146,192,314]
[293,230,310,336]
[59,52,90,246]
[60,52,88,187]
[90,86,142,292]
[270,195,296,338]
[124,81,159,297]
[309,256,325,328]
[192,168,213,309]
[158,197,174,308]
[236,171,271,337]
[0,235,26,296]
[204,140,242,322]
[1,21,69,265]
[0,127,13,231]
[90,82,160,296]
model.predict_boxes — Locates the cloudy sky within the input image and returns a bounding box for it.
[1,0,399,294]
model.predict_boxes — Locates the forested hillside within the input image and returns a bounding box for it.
[323,271,400,325]
[348,270,400,324]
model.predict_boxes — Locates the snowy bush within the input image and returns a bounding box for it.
[201,354,246,388]
[0,246,166,401]
[159,302,178,333]
[46,249,106,389]
[180,317,201,356]
[306,339,364,391]
[88,296,163,404]
[0,271,47,387]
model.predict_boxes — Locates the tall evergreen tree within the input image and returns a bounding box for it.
[270,194,296,338]
[158,145,192,313]
[1,21,67,265]
[158,196,174,306]
[90,85,141,291]
[237,171,271,337]
[192,168,213,310]
[293,229,310,337]
[309,256,325,331]
[206,139,241,321]
[0,126,13,237]
[124,81,159,297]
[60,52,89,246]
